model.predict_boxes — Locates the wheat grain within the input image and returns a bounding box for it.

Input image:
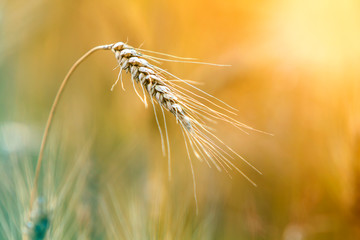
[111,42,193,132]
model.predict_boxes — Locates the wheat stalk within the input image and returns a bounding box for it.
[27,44,113,219]
[24,44,113,240]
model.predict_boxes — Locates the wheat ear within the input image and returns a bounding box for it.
[109,42,267,213]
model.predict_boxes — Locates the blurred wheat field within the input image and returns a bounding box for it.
[1,0,360,239]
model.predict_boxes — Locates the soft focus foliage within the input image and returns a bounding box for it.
[1,0,360,239]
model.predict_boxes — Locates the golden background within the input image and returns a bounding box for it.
[1,0,360,239]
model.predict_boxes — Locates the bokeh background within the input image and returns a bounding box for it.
[1,0,360,239]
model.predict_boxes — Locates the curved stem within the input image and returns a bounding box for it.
[28,44,114,216]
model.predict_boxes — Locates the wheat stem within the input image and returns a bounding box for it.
[27,44,113,224]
